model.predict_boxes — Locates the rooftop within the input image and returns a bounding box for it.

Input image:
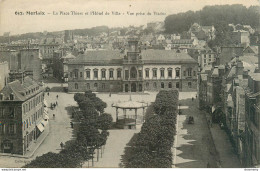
[68,49,197,65]
[0,76,43,101]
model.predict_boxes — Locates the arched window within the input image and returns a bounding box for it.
[175,67,180,77]
[75,83,78,89]
[94,83,98,88]
[168,82,172,88]
[161,82,164,88]
[86,83,90,89]
[153,82,157,88]
[176,82,180,88]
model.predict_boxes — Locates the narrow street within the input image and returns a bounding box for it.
[175,97,218,168]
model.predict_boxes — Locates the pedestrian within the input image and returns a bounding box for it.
[47,92,49,96]
[53,114,55,119]
[60,142,64,149]
[196,94,197,99]
[56,95,59,99]
[192,97,194,101]
[56,101,58,106]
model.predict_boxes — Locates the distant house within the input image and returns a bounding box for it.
[171,39,198,48]
[243,46,258,56]
[189,23,216,41]
[231,30,250,48]
[156,34,166,44]
[198,47,216,68]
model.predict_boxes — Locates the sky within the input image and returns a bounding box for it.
[0,0,259,35]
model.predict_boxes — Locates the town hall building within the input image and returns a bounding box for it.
[68,37,198,92]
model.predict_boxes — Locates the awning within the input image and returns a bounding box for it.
[44,99,48,107]
[37,123,44,132]
[41,120,48,127]
[43,114,49,120]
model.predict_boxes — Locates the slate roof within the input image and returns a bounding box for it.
[243,46,258,54]
[69,50,123,65]
[172,39,194,44]
[68,49,197,65]
[141,50,197,64]
[0,76,43,101]
[62,53,76,59]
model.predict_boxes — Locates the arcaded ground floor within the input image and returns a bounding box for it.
[68,79,197,92]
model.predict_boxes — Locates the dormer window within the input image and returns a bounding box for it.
[10,93,14,100]
[0,93,3,100]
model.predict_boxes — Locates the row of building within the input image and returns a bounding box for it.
[198,42,260,167]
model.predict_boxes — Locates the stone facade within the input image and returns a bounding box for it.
[68,38,198,92]
[0,77,45,155]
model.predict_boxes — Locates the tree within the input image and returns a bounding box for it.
[97,113,113,130]
[74,93,86,104]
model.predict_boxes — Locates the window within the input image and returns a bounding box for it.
[204,54,206,58]
[153,69,157,77]
[0,108,3,118]
[160,69,165,78]
[168,69,172,77]
[175,68,180,77]
[94,70,98,78]
[80,72,83,77]
[204,59,207,63]
[109,70,114,78]
[117,70,121,78]
[24,121,26,130]
[102,83,105,89]
[153,82,157,88]
[125,70,129,79]
[94,83,98,88]
[86,70,90,78]
[10,93,14,100]
[168,82,172,88]
[26,119,29,128]
[138,70,142,78]
[145,69,149,78]
[9,124,15,134]
[188,68,192,77]
[188,82,192,88]
[102,70,106,78]
[209,54,211,58]
[176,82,180,88]
[146,82,149,88]
[74,70,78,78]
[183,71,186,76]
[86,83,90,89]
[161,82,164,88]
[75,83,78,89]
[9,107,14,118]
[193,71,196,76]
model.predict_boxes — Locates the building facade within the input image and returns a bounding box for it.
[0,77,46,155]
[244,73,260,167]
[0,62,9,91]
[68,38,198,92]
